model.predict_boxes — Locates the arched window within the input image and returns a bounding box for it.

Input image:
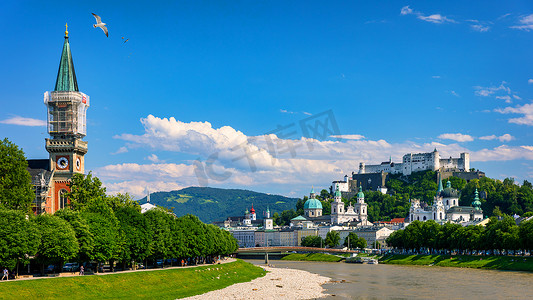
[417,216,420,221]
[434,213,436,219]
[440,212,443,219]
[423,216,427,221]
[59,189,68,209]
[447,200,449,206]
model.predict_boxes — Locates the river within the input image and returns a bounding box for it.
[245,259,533,299]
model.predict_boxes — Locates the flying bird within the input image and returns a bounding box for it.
[122,36,129,43]
[92,13,108,37]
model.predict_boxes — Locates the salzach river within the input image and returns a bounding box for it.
[246,259,533,299]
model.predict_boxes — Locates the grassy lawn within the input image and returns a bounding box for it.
[281,253,344,262]
[379,254,533,272]
[0,259,266,299]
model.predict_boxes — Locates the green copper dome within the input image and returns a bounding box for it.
[304,198,323,210]
[472,188,482,210]
[357,185,364,199]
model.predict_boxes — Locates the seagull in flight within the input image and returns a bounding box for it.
[122,36,129,44]
[92,13,108,37]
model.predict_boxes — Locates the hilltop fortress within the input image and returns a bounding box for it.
[358,148,469,176]
[331,149,484,196]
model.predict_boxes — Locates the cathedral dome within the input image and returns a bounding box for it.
[304,198,323,210]
[440,180,459,198]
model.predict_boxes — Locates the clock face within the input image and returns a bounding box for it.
[57,157,69,169]
[76,157,81,170]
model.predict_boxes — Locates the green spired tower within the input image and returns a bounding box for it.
[44,24,90,213]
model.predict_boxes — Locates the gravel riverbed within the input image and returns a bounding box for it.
[182,265,331,300]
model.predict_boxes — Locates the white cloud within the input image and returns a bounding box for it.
[528,79,533,84]
[106,115,533,198]
[511,14,533,31]
[418,14,456,24]
[280,109,296,114]
[400,6,413,15]
[471,24,490,32]
[474,82,511,97]
[513,95,522,100]
[451,91,459,97]
[0,116,46,127]
[479,134,515,142]
[438,133,474,142]
[147,154,162,163]
[112,146,128,155]
[330,134,365,140]
[496,95,512,103]
[432,75,441,79]
[302,112,312,116]
[495,103,533,126]
[400,6,456,24]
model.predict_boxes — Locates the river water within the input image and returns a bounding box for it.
[246,259,533,299]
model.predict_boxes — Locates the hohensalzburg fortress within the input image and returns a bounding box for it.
[358,149,469,176]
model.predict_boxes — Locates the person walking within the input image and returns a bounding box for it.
[79,265,84,276]
[2,268,8,280]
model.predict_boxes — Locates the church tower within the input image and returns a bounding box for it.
[44,25,90,213]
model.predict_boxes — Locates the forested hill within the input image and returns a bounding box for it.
[137,187,298,223]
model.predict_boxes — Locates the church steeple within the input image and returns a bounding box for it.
[54,23,78,92]
[437,172,444,195]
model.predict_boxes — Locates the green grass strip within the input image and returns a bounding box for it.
[281,253,344,262]
[379,254,533,272]
[0,259,266,299]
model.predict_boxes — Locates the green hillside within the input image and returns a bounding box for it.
[137,187,298,223]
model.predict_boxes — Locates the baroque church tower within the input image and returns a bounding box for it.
[44,25,90,212]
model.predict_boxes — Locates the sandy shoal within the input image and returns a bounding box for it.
[182,265,331,300]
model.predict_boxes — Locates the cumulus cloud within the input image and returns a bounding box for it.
[400,6,456,24]
[105,115,533,198]
[495,103,533,126]
[528,79,533,84]
[438,133,474,142]
[330,134,365,140]
[510,14,533,31]
[479,134,515,142]
[0,116,46,127]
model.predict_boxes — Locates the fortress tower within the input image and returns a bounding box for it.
[44,25,90,212]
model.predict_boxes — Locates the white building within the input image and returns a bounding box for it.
[359,149,470,176]
[331,186,371,226]
[409,176,484,224]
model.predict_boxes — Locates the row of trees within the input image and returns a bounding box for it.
[300,231,367,250]
[386,217,533,252]
[0,139,239,274]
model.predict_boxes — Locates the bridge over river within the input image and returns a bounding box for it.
[236,246,356,263]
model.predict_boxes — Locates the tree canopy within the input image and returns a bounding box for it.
[0,138,34,211]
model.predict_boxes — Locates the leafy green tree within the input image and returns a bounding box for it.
[0,138,34,212]
[519,219,533,250]
[296,197,305,216]
[33,214,79,272]
[115,206,152,269]
[81,206,120,272]
[178,214,207,264]
[301,235,323,248]
[107,193,141,213]
[319,189,330,200]
[272,212,280,226]
[344,232,358,249]
[0,208,40,272]
[278,209,298,226]
[54,209,94,262]
[144,209,174,262]
[65,172,107,211]
[325,230,340,248]
[355,236,367,250]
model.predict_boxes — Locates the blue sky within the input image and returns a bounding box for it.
[1,1,533,199]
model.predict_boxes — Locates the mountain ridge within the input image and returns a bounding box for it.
[137,186,299,223]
